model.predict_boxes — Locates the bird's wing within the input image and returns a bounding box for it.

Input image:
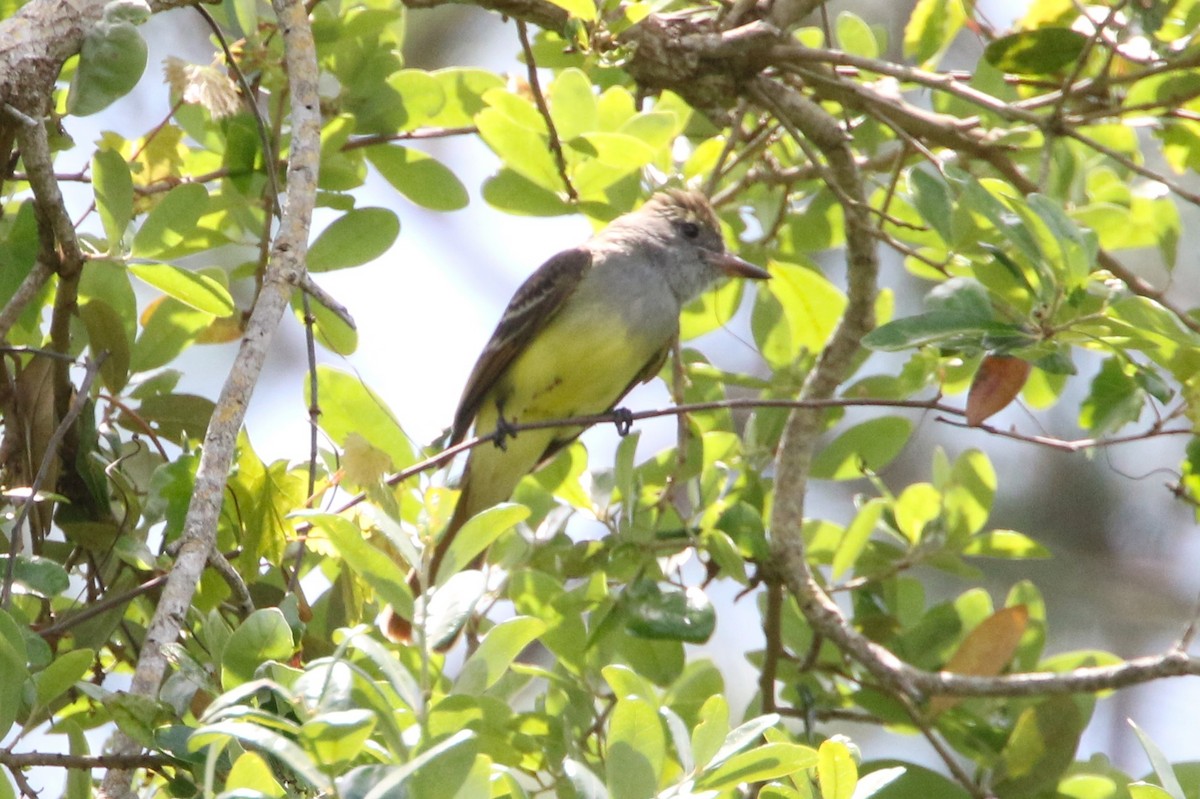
[450,247,594,443]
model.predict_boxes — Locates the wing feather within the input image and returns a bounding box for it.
[450,247,593,443]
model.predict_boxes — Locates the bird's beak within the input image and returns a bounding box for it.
[705,250,771,280]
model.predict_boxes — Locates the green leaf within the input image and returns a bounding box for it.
[454,616,546,695]
[34,648,95,707]
[0,554,69,598]
[436,503,529,587]
[564,759,608,799]
[310,366,416,472]
[133,392,215,443]
[303,512,412,619]
[903,0,965,67]
[422,570,488,651]
[837,11,878,58]
[67,11,149,116]
[894,483,940,543]
[862,311,1030,352]
[909,168,953,242]
[811,417,913,480]
[943,448,996,540]
[623,581,716,644]
[607,696,665,799]
[708,714,782,769]
[385,69,446,130]
[367,145,468,211]
[833,498,885,578]
[1130,785,1178,799]
[818,738,857,799]
[602,664,661,705]
[226,752,283,796]
[697,742,819,791]
[963,529,1051,559]
[753,261,846,368]
[92,148,133,249]
[691,695,730,770]
[428,68,505,127]
[1079,357,1143,435]
[857,761,967,799]
[79,298,132,392]
[128,263,235,316]
[293,289,358,356]
[300,709,376,767]
[543,0,596,21]
[853,766,906,798]
[548,68,597,141]
[993,696,1085,798]
[221,609,294,690]
[984,28,1089,75]
[130,298,212,373]
[0,610,28,739]
[131,183,210,258]
[307,208,400,272]
[1129,721,1186,799]
[477,107,562,193]
[191,720,333,792]
[339,731,476,799]
[482,168,573,216]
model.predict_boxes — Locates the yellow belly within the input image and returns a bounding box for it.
[461,306,665,516]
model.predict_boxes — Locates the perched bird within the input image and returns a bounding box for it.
[383,189,769,642]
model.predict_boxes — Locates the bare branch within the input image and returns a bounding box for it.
[94,0,321,794]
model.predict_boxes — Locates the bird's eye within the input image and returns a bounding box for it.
[681,221,701,239]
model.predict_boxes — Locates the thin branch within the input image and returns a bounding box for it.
[895,691,987,799]
[0,261,53,341]
[937,415,1192,453]
[344,126,479,150]
[289,290,321,594]
[0,751,172,771]
[759,580,783,713]
[515,19,577,202]
[15,104,86,424]
[38,573,169,639]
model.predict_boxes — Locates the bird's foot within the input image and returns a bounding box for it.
[612,407,634,436]
[493,413,517,452]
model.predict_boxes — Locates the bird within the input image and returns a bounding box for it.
[382,189,769,643]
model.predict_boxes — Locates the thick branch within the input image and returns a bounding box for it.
[751,77,922,697]
[93,1,319,796]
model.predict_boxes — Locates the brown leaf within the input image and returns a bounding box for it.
[928,604,1029,716]
[0,358,62,542]
[965,354,1031,426]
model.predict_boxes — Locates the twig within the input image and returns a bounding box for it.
[196,4,281,211]
[937,416,1191,453]
[759,580,783,713]
[15,103,86,422]
[895,691,987,799]
[289,290,321,594]
[344,126,479,149]
[38,573,169,639]
[298,273,356,331]
[515,19,577,202]
[0,751,172,770]
[0,261,53,341]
